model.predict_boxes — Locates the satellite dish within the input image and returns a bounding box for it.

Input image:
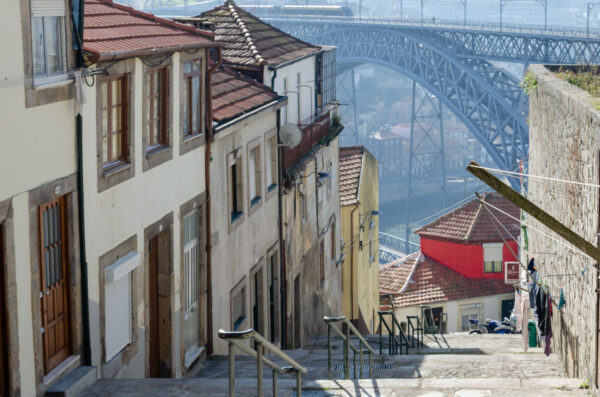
[279,123,302,148]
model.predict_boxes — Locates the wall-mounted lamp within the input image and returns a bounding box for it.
[359,210,381,229]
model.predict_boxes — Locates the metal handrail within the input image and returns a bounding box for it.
[324,315,375,380]
[219,329,307,397]
[406,315,424,349]
[378,310,409,355]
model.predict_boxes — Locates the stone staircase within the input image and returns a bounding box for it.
[79,333,589,396]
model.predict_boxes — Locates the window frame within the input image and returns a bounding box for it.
[30,7,68,85]
[100,74,129,170]
[231,281,247,331]
[228,150,244,227]
[182,58,203,139]
[145,66,169,152]
[483,242,503,274]
[248,141,262,209]
[265,132,278,195]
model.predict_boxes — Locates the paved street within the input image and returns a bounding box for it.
[81,333,589,396]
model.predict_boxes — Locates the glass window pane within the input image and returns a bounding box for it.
[189,213,197,240]
[183,61,192,74]
[192,76,200,132]
[101,81,108,109]
[193,60,201,72]
[182,79,189,134]
[153,119,160,144]
[112,106,120,133]
[153,96,160,124]
[44,16,64,75]
[112,79,121,105]
[113,131,122,159]
[32,17,45,76]
[154,71,160,94]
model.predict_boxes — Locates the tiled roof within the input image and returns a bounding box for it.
[198,0,320,68]
[339,146,365,206]
[380,254,513,308]
[84,0,216,62]
[415,193,520,243]
[379,252,421,296]
[212,66,281,124]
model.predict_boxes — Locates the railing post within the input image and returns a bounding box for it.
[296,370,302,397]
[369,351,373,379]
[353,349,357,379]
[327,324,332,380]
[391,314,396,355]
[359,340,363,379]
[273,369,278,397]
[228,342,235,397]
[344,325,350,379]
[378,314,382,355]
[257,342,263,397]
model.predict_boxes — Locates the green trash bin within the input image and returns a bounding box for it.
[528,319,537,348]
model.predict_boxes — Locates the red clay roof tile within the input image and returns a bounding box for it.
[414,193,520,243]
[84,0,217,62]
[339,146,365,206]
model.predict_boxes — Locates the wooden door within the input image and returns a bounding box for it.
[183,211,202,367]
[0,225,9,396]
[39,197,70,374]
[148,236,160,378]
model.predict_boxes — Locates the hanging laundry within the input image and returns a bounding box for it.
[558,288,566,310]
[514,290,522,332]
[521,294,530,352]
[528,281,537,310]
[536,286,548,335]
[544,293,553,356]
[527,257,537,273]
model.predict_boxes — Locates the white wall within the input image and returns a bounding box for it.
[82,52,207,377]
[209,105,280,354]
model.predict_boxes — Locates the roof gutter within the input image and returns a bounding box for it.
[267,49,323,71]
[213,96,288,133]
[86,42,224,63]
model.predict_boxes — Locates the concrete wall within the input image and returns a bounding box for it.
[209,104,282,355]
[281,138,342,348]
[527,64,600,381]
[340,149,380,334]
[81,50,209,378]
[0,1,80,395]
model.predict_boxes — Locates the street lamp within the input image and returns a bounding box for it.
[588,2,600,38]
[359,210,381,229]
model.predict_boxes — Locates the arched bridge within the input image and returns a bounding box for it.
[268,17,600,186]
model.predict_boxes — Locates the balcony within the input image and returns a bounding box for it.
[282,106,342,171]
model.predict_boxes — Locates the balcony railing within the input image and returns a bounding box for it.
[282,107,337,171]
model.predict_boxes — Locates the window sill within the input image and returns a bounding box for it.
[267,184,277,193]
[34,74,73,90]
[146,144,170,158]
[102,162,132,177]
[231,212,243,223]
[183,132,204,143]
[250,196,262,207]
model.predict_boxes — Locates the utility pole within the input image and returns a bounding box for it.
[466,161,600,263]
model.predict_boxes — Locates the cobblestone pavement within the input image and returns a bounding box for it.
[80,333,590,396]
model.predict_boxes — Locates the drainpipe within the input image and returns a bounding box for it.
[349,204,358,322]
[73,0,91,367]
[275,109,287,349]
[205,47,222,355]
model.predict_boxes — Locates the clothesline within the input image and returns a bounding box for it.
[469,165,600,189]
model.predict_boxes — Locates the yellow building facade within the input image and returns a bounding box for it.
[339,147,380,334]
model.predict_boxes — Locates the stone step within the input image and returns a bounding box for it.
[79,377,588,397]
[46,366,97,397]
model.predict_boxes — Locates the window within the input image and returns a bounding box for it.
[145,67,169,151]
[319,239,325,282]
[460,302,482,331]
[248,145,261,206]
[229,154,243,222]
[232,285,246,331]
[31,0,67,82]
[183,211,199,313]
[104,251,140,362]
[483,243,503,273]
[266,135,277,192]
[461,314,479,331]
[326,161,333,198]
[300,191,307,223]
[182,59,202,137]
[330,220,335,264]
[282,78,288,124]
[319,49,337,107]
[369,221,374,263]
[101,75,129,169]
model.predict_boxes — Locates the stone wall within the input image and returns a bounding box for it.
[527,64,600,382]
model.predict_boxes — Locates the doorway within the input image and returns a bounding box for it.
[39,197,70,374]
[252,267,265,336]
[268,252,279,344]
[501,299,515,321]
[148,235,160,378]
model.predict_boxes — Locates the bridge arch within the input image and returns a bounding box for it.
[276,23,529,187]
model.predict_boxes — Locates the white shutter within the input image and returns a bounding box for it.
[483,243,503,262]
[31,0,66,16]
[105,271,132,362]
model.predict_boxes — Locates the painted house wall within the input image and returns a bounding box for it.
[81,51,209,379]
[341,149,379,334]
[420,238,518,280]
[0,1,82,395]
[209,105,282,355]
[392,292,514,334]
[264,56,316,124]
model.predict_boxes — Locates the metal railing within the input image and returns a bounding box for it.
[406,315,424,349]
[324,315,375,380]
[219,329,307,397]
[377,310,409,355]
